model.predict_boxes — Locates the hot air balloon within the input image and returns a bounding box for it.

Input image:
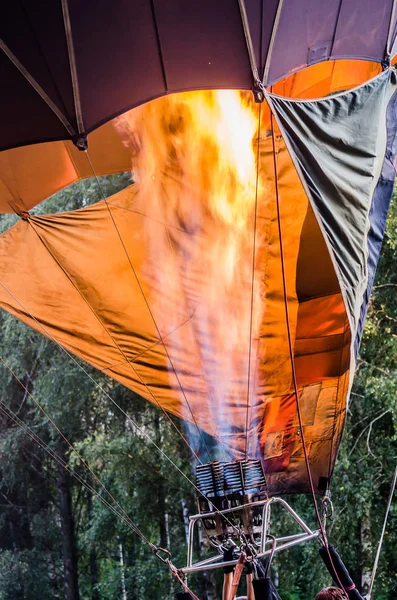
[1,2,397,597]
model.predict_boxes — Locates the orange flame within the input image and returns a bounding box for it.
[116,90,265,457]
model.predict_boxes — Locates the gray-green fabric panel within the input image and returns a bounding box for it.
[269,70,397,334]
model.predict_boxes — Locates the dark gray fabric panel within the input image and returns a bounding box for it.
[270,70,397,333]
[355,87,397,355]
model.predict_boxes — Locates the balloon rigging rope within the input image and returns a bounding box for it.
[367,462,397,599]
[262,0,285,86]
[9,211,204,467]
[61,0,84,134]
[244,101,262,462]
[156,181,232,463]
[0,282,244,541]
[0,40,76,137]
[84,151,213,463]
[269,108,348,597]
[0,356,150,543]
[326,313,349,492]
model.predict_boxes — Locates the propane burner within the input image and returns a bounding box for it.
[195,459,267,542]
[196,459,266,498]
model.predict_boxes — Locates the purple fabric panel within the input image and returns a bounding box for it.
[0,0,77,146]
[354,87,397,356]
[332,0,391,60]
[0,52,68,151]
[153,0,251,91]
[266,0,343,84]
[3,0,397,151]
[1,1,75,121]
[266,0,394,84]
[1,0,254,148]
[68,0,166,132]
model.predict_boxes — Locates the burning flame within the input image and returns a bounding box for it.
[116,90,265,458]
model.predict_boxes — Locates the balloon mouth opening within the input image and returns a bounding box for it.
[268,58,382,100]
[196,459,267,541]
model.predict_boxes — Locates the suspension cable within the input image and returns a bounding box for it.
[5,213,204,466]
[83,150,213,462]
[268,107,348,597]
[386,0,397,58]
[0,40,75,137]
[237,0,261,85]
[262,0,284,86]
[367,463,397,598]
[61,0,84,134]
[243,102,262,461]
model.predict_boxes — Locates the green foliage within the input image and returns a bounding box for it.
[320,191,397,599]
[0,178,396,599]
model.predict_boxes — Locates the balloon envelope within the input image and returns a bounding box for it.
[1,3,397,495]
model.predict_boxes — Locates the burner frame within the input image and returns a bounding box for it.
[180,496,322,574]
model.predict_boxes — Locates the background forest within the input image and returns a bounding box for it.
[0,175,396,600]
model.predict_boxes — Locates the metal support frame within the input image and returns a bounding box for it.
[180,497,321,575]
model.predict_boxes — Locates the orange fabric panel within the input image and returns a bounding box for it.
[296,205,340,301]
[273,59,381,99]
[294,293,350,386]
[0,122,131,214]
[253,128,352,492]
[296,294,346,338]
[262,378,346,494]
[0,189,216,437]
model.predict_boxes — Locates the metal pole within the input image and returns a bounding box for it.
[180,532,321,574]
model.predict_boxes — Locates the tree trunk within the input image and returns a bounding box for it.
[87,493,100,600]
[9,522,25,598]
[153,414,175,597]
[119,542,128,600]
[272,559,280,588]
[158,487,168,549]
[197,570,217,600]
[181,498,191,546]
[57,448,80,600]
[360,508,372,595]
[48,553,61,599]
[154,414,168,549]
